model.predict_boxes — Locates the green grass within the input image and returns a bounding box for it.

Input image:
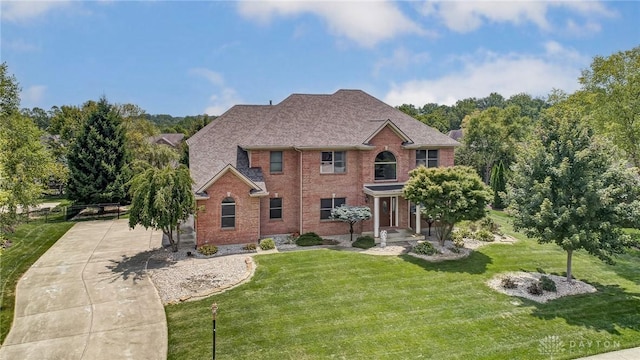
[0,220,74,344]
[166,213,640,359]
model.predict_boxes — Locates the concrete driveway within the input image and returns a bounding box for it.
[0,219,166,360]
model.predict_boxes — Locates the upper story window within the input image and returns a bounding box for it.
[374,151,396,181]
[320,197,346,220]
[269,198,282,220]
[321,151,346,174]
[416,149,439,168]
[270,151,283,173]
[221,197,235,228]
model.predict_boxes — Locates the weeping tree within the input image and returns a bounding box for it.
[128,165,195,252]
[330,205,372,242]
[508,108,640,282]
[403,166,492,246]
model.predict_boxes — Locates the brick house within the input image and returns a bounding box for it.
[187,90,460,246]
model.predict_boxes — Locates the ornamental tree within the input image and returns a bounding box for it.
[330,205,372,242]
[507,108,640,282]
[128,165,195,252]
[403,166,492,245]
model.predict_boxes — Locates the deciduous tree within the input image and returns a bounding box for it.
[508,109,640,282]
[330,205,372,242]
[403,166,492,245]
[580,46,640,172]
[128,165,195,252]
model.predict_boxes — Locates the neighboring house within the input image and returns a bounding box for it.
[149,133,185,148]
[187,90,460,246]
[447,129,463,142]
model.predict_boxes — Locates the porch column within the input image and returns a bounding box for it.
[394,196,399,227]
[373,196,380,238]
[415,204,421,235]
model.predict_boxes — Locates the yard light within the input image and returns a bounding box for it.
[211,303,218,360]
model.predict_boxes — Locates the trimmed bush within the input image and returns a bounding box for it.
[352,235,375,249]
[475,229,494,242]
[501,277,517,289]
[198,244,218,256]
[452,237,465,249]
[480,217,502,234]
[412,241,439,255]
[527,281,543,295]
[259,238,276,250]
[296,232,324,246]
[540,275,557,292]
[243,243,257,251]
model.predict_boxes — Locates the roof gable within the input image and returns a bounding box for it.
[363,119,412,145]
[197,164,267,197]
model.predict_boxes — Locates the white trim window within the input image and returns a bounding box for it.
[320,151,346,174]
[269,198,283,220]
[374,151,397,180]
[270,151,283,173]
[320,197,346,219]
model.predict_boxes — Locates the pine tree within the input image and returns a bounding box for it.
[490,161,506,209]
[67,98,130,204]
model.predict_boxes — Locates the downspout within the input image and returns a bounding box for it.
[295,147,303,235]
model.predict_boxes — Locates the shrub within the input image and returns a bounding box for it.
[540,275,557,292]
[501,277,517,289]
[243,243,257,251]
[352,235,375,249]
[452,237,465,249]
[259,238,276,250]
[412,241,439,255]
[527,281,543,295]
[475,229,494,242]
[451,231,464,242]
[448,246,461,254]
[197,244,218,256]
[456,228,473,239]
[480,217,502,234]
[296,232,323,246]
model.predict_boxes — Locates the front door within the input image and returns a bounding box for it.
[379,197,391,227]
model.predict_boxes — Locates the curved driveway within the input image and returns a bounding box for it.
[0,219,166,360]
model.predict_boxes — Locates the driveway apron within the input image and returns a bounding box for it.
[0,219,167,360]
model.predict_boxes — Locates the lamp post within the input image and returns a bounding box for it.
[211,303,218,360]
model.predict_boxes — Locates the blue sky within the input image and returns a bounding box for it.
[2,1,639,116]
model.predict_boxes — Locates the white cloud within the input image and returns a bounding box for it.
[190,68,242,116]
[373,47,430,77]
[237,1,426,47]
[421,0,616,33]
[21,85,47,106]
[3,39,40,52]
[1,1,73,22]
[384,44,588,107]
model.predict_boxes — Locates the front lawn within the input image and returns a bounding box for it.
[166,214,640,359]
[0,220,74,343]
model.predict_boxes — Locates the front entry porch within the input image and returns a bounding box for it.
[364,184,423,238]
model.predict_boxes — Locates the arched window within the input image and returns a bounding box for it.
[221,197,235,228]
[375,151,397,180]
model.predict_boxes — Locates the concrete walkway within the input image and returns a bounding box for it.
[0,219,166,360]
[577,347,640,359]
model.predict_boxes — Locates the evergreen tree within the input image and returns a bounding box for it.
[67,98,130,204]
[490,161,506,209]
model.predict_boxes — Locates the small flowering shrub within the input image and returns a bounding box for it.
[198,244,218,256]
[259,238,276,250]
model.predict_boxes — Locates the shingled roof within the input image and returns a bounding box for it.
[187,89,459,192]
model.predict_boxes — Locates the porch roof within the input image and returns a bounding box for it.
[363,184,405,196]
